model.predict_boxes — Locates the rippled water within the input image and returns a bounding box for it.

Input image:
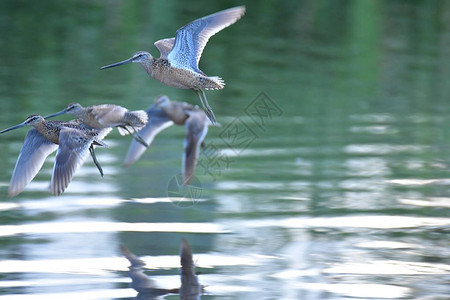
[1,1,450,299]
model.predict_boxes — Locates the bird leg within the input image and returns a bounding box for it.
[89,145,104,177]
[196,89,217,125]
[119,125,149,147]
[130,125,149,147]
[119,125,134,135]
[133,134,149,147]
[133,136,149,147]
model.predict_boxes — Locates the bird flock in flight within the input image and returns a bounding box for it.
[0,6,245,197]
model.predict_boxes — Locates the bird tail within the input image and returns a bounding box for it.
[121,110,149,135]
[204,76,225,90]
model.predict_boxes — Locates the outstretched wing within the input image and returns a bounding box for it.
[167,6,245,73]
[154,37,175,59]
[179,238,201,298]
[50,128,93,195]
[123,105,174,167]
[182,110,209,185]
[9,129,58,197]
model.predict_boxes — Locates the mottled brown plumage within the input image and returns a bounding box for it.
[101,6,246,125]
[45,102,149,146]
[0,115,109,196]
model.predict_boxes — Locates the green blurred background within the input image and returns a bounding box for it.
[0,1,449,299]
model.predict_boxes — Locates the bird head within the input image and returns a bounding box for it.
[155,95,171,108]
[131,51,152,63]
[101,51,152,70]
[44,102,83,119]
[64,102,84,114]
[0,114,44,134]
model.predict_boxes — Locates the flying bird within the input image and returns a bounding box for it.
[123,95,215,185]
[101,6,246,125]
[0,115,109,196]
[45,102,149,146]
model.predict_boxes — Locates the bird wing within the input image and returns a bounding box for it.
[9,129,58,197]
[92,127,113,142]
[123,106,174,167]
[62,122,112,144]
[121,245,146,268]
[180,238,195,276]
[154,37,176,59]
[167,6,245,73]
[182,110,209,185]
[120,245,160,292]
[179,238,201,298]
[88,104,127,127]
[50,128,94,195]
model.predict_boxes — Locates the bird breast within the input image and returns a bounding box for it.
[150,59,200,90]
[34,122,60,144]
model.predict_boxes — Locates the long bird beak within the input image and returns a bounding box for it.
[44,109,68,119]
[0,122,27,134]
[100,58,133,69]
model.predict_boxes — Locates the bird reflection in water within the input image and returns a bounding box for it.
[121,238,202,299]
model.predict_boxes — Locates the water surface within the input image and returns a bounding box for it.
[0,1,449,299]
